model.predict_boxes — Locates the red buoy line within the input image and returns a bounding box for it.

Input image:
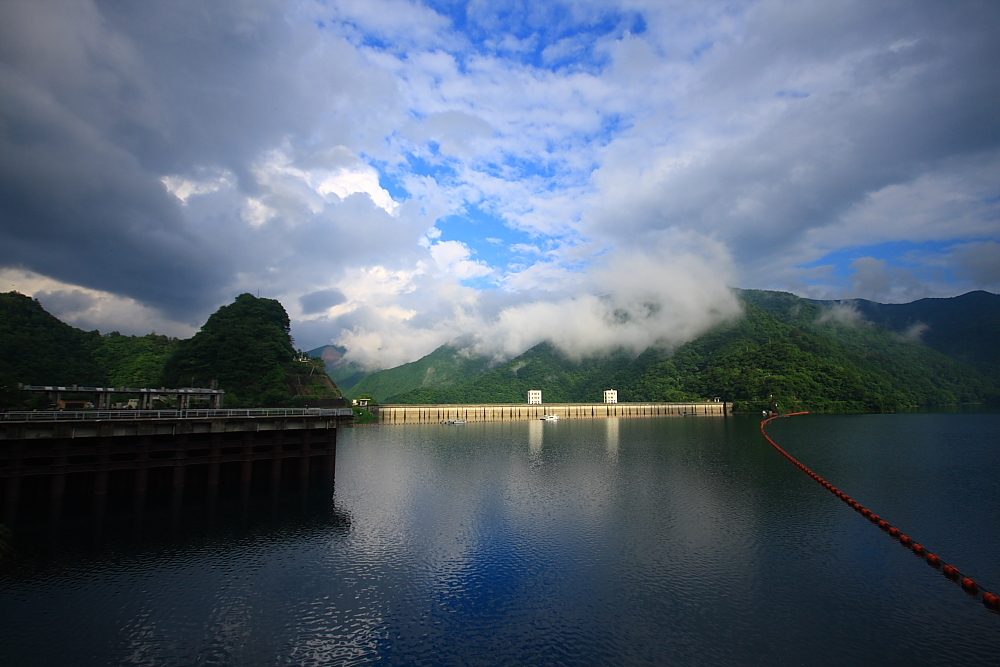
[761,412,999,615]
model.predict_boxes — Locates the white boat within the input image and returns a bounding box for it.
[442,419,467,425]
[540,414,560,421]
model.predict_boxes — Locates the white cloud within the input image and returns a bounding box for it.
[2,0,998,365]
[429,240,493,280]
[325,233,741,368]
[318,167,400,215]
[816,302,865,327]
[161,171,233,203]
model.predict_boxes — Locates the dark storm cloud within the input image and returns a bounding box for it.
[0,0,405,323]
[300,288,347,315]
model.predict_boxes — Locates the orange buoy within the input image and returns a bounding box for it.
[760,412,996,617]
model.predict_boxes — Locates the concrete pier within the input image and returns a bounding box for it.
[0,409,352,521]
[374,401,729,424]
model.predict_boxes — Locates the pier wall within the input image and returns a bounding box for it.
[375,402,729,424]
[0,412,353,521]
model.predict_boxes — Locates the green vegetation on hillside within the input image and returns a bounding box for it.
[614,302,992,412]
[2,288,996,413]
[284,356,345,406]
[811,290,1000,383]
[390,292,998,412]
[160,293,298,406]
[394,342,635,405]
[348,343,494,403]
[0,291,346,409]
[91,332,178,387]
[0,292,105,386]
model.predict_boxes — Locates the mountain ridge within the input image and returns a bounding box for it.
[4,289,996,412]
[374,289,999,412]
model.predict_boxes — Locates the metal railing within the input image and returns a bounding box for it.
[0,408,354,422]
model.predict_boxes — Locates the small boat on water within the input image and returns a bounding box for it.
[540,414,560,421]
[442,419,467,425]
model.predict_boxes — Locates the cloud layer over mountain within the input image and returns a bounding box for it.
[1,0,997,367]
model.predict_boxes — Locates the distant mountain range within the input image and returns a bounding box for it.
[305,344,369,392]
[321,289,1000,412]
[5,288,997,413]
[809,290,1000,382]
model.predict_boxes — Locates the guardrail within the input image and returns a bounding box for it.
[0,408,354,422]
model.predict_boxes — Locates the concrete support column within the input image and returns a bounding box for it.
[270,457,282,496]
[49,471,66,520]
[134,435,151,504]
[171,464,185,508]
[300,448,312,487]
[134,466,148,498]
[240,433,254,502]
[94,469,109,497]
[239,460,252,499]
[208,460,220,491]
[4,476,21,524]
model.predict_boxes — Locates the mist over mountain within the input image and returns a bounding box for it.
[808,291,1000,383]
[3,288,996,412]
[305,345,369,393]
[359,290,999,412]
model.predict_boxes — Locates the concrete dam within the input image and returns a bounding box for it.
[372,402,730,424]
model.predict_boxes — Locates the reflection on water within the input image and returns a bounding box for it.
[1,414,997,667]
[527,418,543,457]
[605,417,619,460]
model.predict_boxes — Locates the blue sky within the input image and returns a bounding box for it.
[1,0,998,367]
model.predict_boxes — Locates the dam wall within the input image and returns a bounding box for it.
[374,402,730,424]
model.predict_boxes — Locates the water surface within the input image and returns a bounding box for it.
[1,414,997,666]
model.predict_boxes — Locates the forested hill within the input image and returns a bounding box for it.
[809,290,1000,383]
[157,294,342,407]
[343,343,493,402]
[0,292,343,409]
[388,290,999,412]
[0,291,176,389]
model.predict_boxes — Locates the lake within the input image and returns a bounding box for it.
[1,413,997,666]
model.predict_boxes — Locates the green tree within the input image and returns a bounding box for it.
[0,292,105,385]
[160,294,296,406]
